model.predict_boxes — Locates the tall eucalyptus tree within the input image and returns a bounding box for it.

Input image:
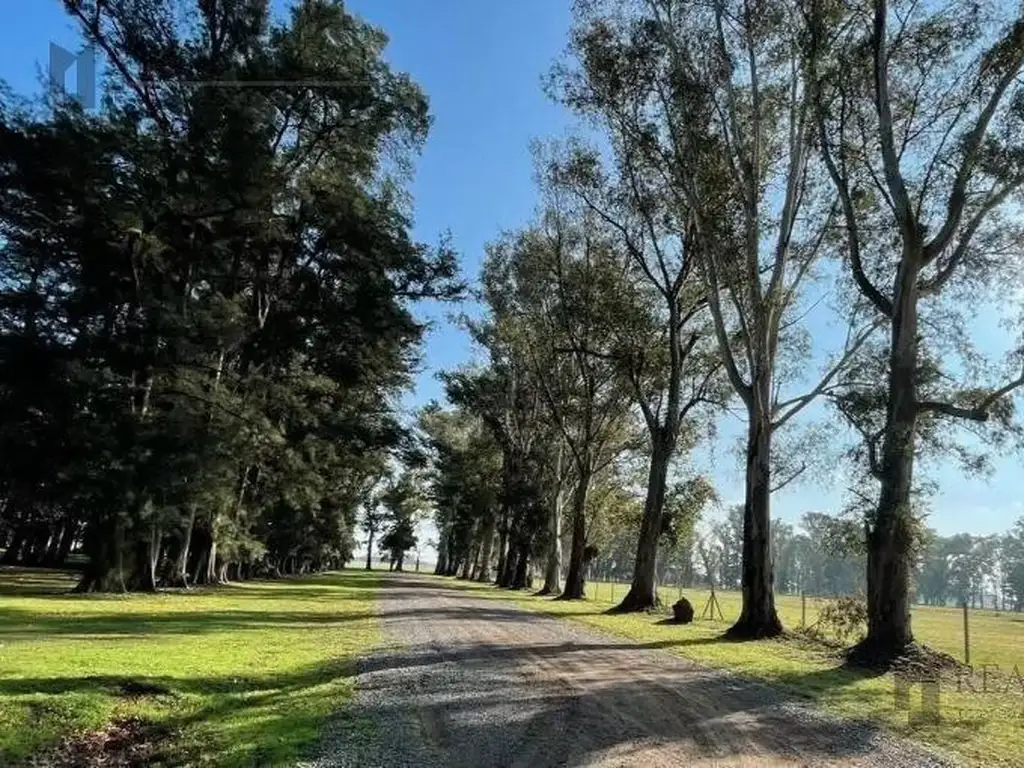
[807,0,1024,658]
[558,0,877,635]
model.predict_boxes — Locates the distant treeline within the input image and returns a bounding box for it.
[591,507,1024,610]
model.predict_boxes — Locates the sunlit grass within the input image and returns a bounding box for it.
[0,566,381,766]
[585,578,1024,668]
[443,574,1024,767]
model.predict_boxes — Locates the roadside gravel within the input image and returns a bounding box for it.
[302,573,956,768]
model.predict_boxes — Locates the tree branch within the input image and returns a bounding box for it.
[872,0,917,238]
[918,182,1019,296]
[703,245,752,406]
[924,19,1024,263]
[772,318,882,430]
[813,86,894,317]
[917,362,1024,422]
[770,462,807,494]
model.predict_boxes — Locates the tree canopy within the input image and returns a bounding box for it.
[0,0,459,591]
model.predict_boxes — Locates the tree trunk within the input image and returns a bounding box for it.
[74,519,126,593]
[498,504,523,588]
[852,259,920,662]
[55,515,77,565]
[44,519,66,566]
[365,529,374,571]
[205,539,219,584]
[129,520,161,592]
[469,540,482,580]
[495,509,509,584]
[614,435,671,612]
[498,521,519,587]
[727,405,783,639]
[538,491,563,595]
[147,523,162,591]
[858,440,915,657]
[27,525,50,565]
[476,517,495,582]
[0,523,26,564]
[558,469,591,600]
[192,514,220,586]
[435,531,448,575]
[511,537,531,589]
[171,506,196,588]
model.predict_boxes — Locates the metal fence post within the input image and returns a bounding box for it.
[963,602,971,665]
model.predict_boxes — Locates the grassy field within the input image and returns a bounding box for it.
[0,566,381,766]
[586,578,1023,669]
[447,575,1024,767]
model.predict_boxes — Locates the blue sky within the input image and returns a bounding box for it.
[2,0,1020,541]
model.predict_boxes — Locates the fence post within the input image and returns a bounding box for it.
[963,602,971,665]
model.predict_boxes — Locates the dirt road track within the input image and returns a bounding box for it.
[304,574,953,768]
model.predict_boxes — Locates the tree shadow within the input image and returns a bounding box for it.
[0,566,80,596]
[0,606,384,640]
[2,657,365,766]
[318,633,937,767]
[0,657,356,698]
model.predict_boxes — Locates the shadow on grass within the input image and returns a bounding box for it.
[0,567,80,596]
[0,602,618,640]
[2,658,362,766]
[0,657,356,698]
[0,566,382,600]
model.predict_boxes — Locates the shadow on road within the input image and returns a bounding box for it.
[322,573,939,767]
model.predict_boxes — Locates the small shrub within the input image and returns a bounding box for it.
[815,595,868,643]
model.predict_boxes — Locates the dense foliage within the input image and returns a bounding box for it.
[0,0,458,591]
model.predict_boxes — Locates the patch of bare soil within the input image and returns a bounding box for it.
[30,718,173,768]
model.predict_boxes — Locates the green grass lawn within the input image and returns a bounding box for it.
[0,566,381,766]
[588,578,1024,669]
[445,575,1024,767]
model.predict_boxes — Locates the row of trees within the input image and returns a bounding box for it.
[597,509,1024,613]
[0,1,458,591]
[425,0,1024,661]
[361,471,423,572]
[917,522,1024,611]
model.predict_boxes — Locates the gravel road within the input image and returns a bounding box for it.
[304,573,954,768]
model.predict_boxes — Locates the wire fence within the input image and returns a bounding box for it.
[582,572,1021,667]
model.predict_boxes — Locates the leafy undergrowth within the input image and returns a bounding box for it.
[0,567,381,766]
[440,575,1024,767]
